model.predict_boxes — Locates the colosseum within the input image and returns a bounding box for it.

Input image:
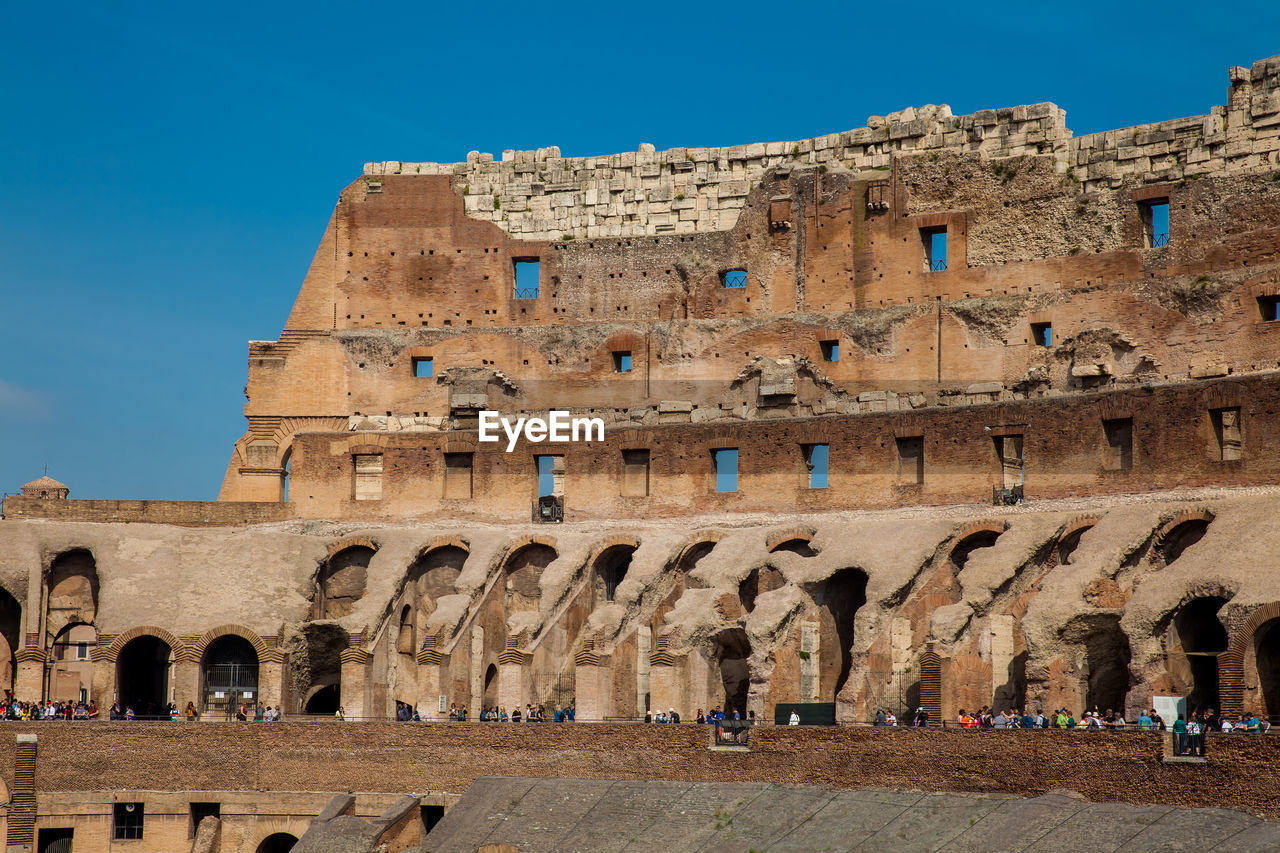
[3,53,1280,853]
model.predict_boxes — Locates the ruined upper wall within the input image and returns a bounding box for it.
[365,55,1280,240]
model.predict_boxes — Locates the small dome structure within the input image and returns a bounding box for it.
[20,474,69,499]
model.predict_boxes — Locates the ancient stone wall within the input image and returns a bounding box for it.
[6,724,1280,820]
[365,57,1280,240]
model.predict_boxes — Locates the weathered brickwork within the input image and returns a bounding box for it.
[6,724,1280,821]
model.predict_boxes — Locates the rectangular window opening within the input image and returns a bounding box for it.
[1030,322,1052,347]
[535,454,563,498]
[114,802,145,840]
[38,829,74,850]
[1140,199,1170,248]
[896,436,924,485]
[353,454,383,501]
[422,804,446,835]
[613,350,632,373]
[819,340,839,362]
[722,269,747,288]
[514,259,540,299]
[713,448,738,493]
[1102,418,1133,471]
[804,444,829,489]
[1211,407,1243,461]
[190,802,220,838]
[621,449,650,497]
[412,356,434,378]
[922,226,947,271]
[995,434,1024,489]
[444,452,473,499]
[1258,295,1280,322]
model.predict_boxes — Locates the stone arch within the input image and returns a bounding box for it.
[255,831,300,853]
[1165,595,1229,715]
[299,624,349,714]
[405,542,469,632]
[1056,516,1098,566]
[483,663,499,708]
[45,548,98,648]
[191,625,270,661]
[201,634,260,716]
[501,540,557,614]
[589,539,639,604]
[767,528,818,557]
[397,604,414,655]
[1154,510,1214,565]
[949,522,1007,570]
[0,584,21,693]
[116,632,176,717]
[48,621,96,704]
[713,627,752,717]
[99,626,186,662]
[1222,601,1280,720]
[315,543,376,619]
[815,568,869,700]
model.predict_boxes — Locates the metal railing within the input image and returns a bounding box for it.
[514,287,540,299]
[929,258,948,272]
[993,485,1024,506]
[1150,232,1170,247]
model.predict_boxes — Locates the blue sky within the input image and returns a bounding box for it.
[1,2,1277,500]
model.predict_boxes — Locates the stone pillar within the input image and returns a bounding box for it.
[91,642,116,708]
[498,632,530,713]
[416,647,449,721]
[573,640,610,722]
[13,648,45,702]
[339,648,371,720]
[259,649,286,711]
[468,625,484,720]
[800,623,819,702]
[172,646,201,712]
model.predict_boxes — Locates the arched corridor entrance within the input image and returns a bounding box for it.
[1256,620,1280,723]
[1171,597,1227,714]
[0,587,21,695]
[715,628,752,717]
[256,832,298,853]
[201,635,260,717]
[483,664,499,708]
[305,684,340,714]
[593,545,635,603]
[116,635,173,717]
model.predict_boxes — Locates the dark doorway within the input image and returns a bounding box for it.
[715,628,752,717]
[1257,620,1280,724]
[483,664,498,708]
[256,832,299,853]
[305,684,340,715]
[1160,519,1210,564]
[817,568,868,698]
[1085,618,1131,713]
[593,545,635,603]
[37,828,73,853]
[1173,597,1228,714]
[117,635,172,717]
[202,635,260,716]
[422,804,445,834]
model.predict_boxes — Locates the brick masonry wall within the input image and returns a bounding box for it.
[0,497,294,526]
[7,723,1280,819]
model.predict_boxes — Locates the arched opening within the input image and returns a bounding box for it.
[738,566,784,614]
[816,568,869,698]
[1085,617,1131,713]
[483,664,499,708]
[592,545,635,603]
[1171,597,1228,714]
[1057,526,1092,565]
[715,628,752,717]
[298,624,347,714]
[201,635,260,717]
[769,538,817,557]
[950,529,1002,570]
[280,449,291,503]
[314,546,374,619]
[304,684,340,715]
[116,635,173,717]
[256,832,299,853]
[396,604,414,655]
[503,543,556,613]
[1255,620,1280,723]
[1159,519,1210,565]
[652,541,717,634]
[408,545,467,633]
[0,586,22,694]
[49,622,96,703]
